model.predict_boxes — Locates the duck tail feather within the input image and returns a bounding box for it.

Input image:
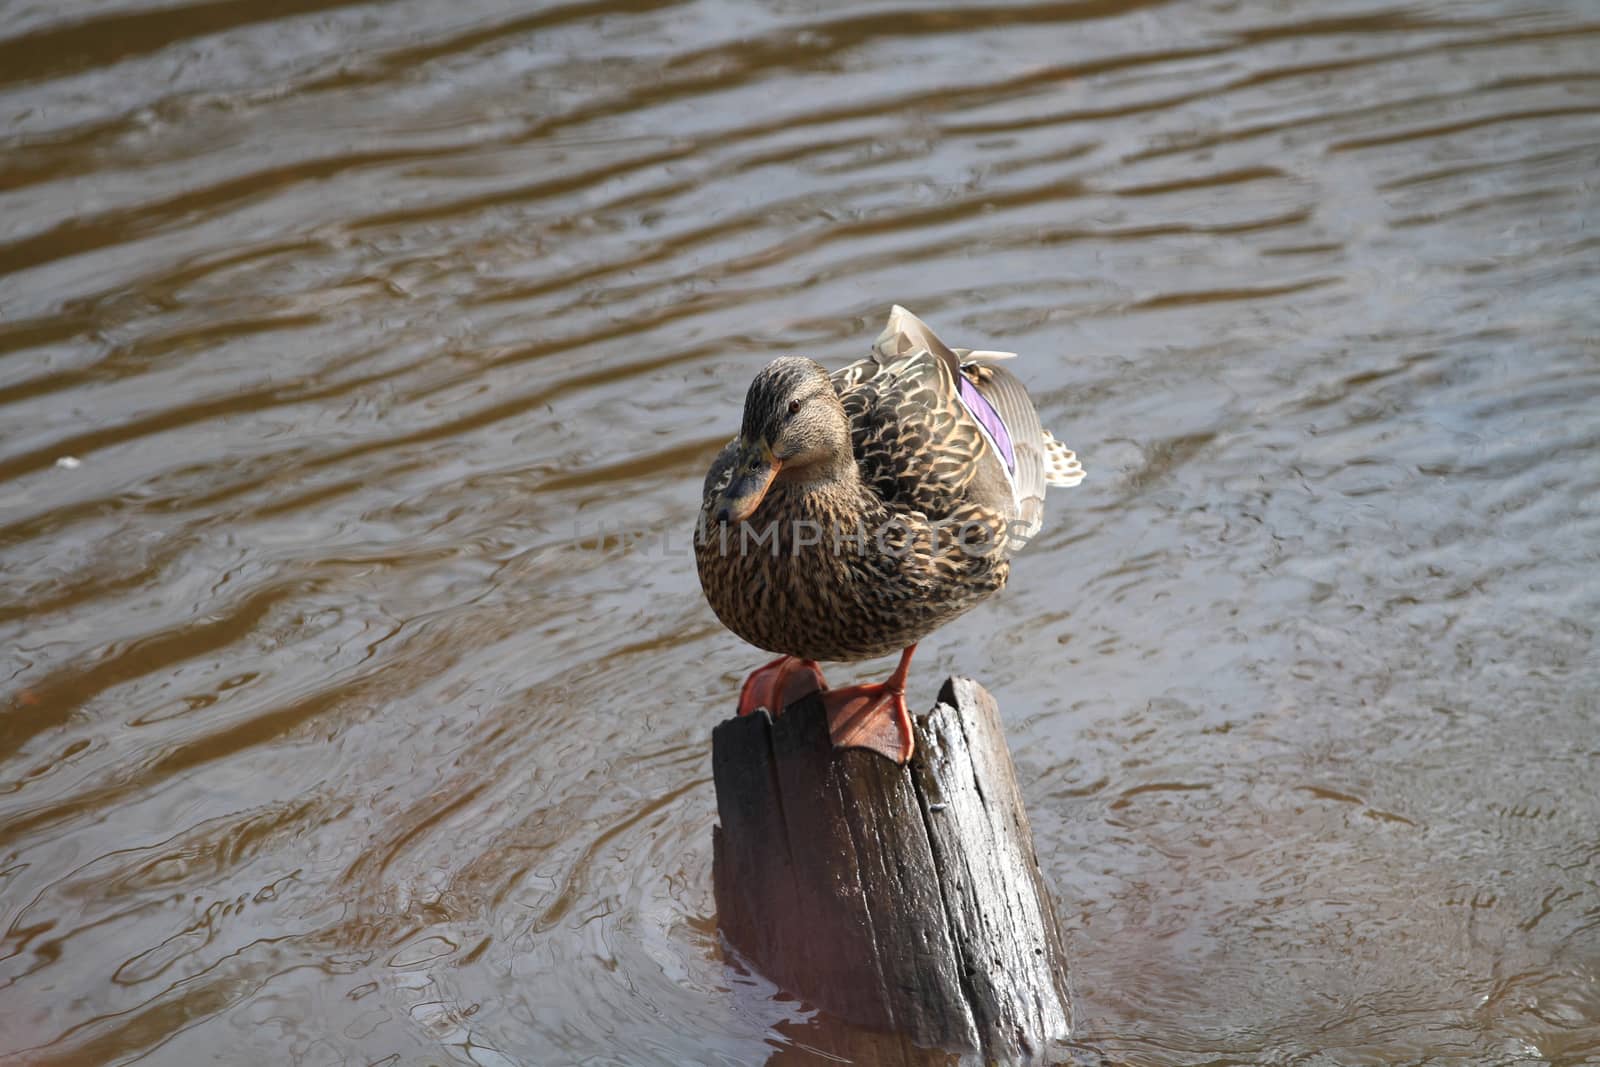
[1042,430,1086,488]
[876,305,962,375]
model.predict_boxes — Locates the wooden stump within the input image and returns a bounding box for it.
[712,677,1072,1064]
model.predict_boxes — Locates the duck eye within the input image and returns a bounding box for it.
[788,399,801,415]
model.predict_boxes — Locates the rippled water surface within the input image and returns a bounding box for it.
[3,0,1599,1063]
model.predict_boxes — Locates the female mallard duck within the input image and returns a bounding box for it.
[695,306,1085,764]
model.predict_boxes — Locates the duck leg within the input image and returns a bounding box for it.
[820,644,918,764]
[737,656,829,718]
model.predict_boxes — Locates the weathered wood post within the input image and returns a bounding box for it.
[712,676,1072,1064]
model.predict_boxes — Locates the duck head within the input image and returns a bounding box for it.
[713,357,851,523]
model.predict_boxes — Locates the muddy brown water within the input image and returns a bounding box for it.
[2,1,1598,1064]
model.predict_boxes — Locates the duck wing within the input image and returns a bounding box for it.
[956,356,1048,540]
[826,309,981,521]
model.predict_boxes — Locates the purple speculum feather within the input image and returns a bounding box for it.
[957,374,1015,473]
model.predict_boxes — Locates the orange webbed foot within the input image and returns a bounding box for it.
[737,656,828,718]
[819,644,918,764]
[822,683,915,764]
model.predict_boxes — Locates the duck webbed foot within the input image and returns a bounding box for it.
[737,656,828,718]
[737,648,919,765]
[820,645,918,765]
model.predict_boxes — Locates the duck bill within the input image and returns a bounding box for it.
[716,441,781,524]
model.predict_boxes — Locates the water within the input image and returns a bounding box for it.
[2,0,1598,1063]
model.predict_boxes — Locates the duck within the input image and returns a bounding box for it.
[695,306,1085,763]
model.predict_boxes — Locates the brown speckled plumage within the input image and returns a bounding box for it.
[695,306,1084,664]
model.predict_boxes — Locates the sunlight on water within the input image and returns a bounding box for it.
[1,0,1598,1063]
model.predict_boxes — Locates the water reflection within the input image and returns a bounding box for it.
[2,0,1598,1063]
